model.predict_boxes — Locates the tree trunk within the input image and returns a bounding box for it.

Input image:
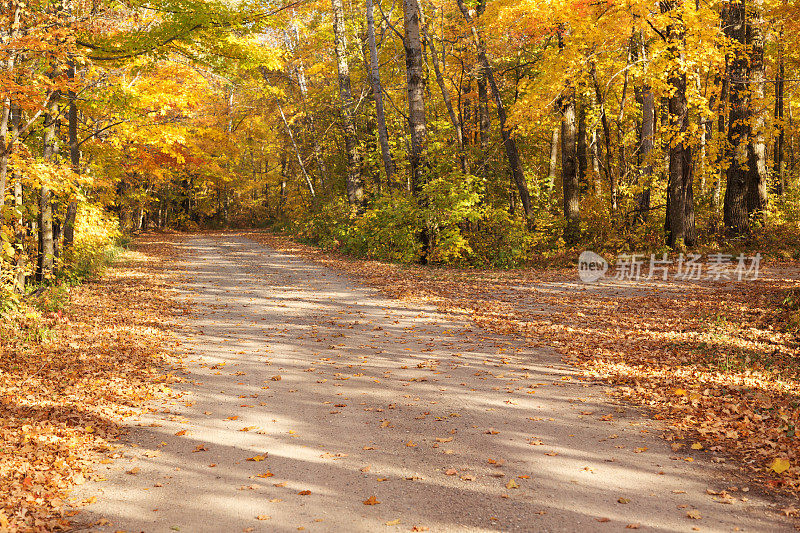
[332,0,364,206]
[577,98,588,191]
[275,101,316,199]
[634,72,654,222]
[561,86,580,243]
[0,3,20,214]
[64,60,79,249]
[455,0,533,219]
[789,98,796,176]
[723,0,752,235]
[591,127,601,195]
[366,0,397,186]
[591,66,616,210]
[289,23,328,191]
[0,101,9,214]
[13,174,24,293]
[774,28,785,196]
[475,0,490,169]
[745,1,768,221]
[38,88,59,281]
[477,76,490,159]
[662,0,695,248]
[424,24,467,174]
[403,0,428,195]
[632,30,653,222]
[547,125,558,195]
[460,78,472,147]
[11,103,25,293]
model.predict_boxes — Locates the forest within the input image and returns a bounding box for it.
[2,1,800,530]
[2,0,800,294]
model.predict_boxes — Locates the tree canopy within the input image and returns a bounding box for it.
[3,0,800,292]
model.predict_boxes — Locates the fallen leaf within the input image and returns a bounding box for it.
[770,458,790,474]
[363,495,380,505]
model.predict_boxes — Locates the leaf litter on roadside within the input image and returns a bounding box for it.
[0,234,185,531]
[246,231,800,497]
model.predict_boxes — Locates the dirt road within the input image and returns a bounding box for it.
[73,234,794,532]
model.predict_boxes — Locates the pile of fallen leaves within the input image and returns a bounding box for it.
[0,235,184,531]
[242,230,800,500]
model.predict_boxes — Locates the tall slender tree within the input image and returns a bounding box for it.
[403,0,428,194]
[38,88,59,281]
[366,0,396,186]
[662,0,695,248]
[455,0,533,220]
[332,0,364,206]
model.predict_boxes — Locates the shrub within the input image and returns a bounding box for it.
[351,192,423,263]
[58,203,123,284]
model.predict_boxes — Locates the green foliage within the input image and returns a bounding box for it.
[291,173,555,268]
[57,204,123,285]
[463,207,538,267]
[0,270,20,316]
[31,284,71,315]
[350,192,423,263]
[421,172,482,264]
[295,193,423,263]
[294,197,356,251]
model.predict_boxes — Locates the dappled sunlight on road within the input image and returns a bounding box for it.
[72,234,793,532]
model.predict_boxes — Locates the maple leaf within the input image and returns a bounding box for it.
[770,458,791,474]
[363,495,380,505]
